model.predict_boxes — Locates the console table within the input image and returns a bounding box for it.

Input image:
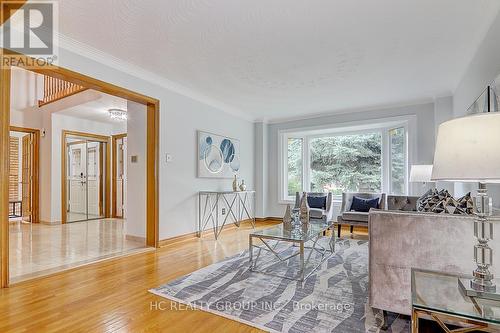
[198,191,256,239]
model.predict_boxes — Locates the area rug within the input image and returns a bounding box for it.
[150,239,410,332]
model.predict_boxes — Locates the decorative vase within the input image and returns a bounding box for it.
[239,179,247,191]
[232,175,239,192]
[299,192,310,225]
[283,205,293,230]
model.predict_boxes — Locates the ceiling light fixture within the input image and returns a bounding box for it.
[108,108,127,121]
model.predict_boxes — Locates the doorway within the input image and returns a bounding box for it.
[62,131,110,224]
[1,53,160,288]
[8,127,40,224]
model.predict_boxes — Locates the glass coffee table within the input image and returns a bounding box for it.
[412,269,500,332]
[249,221,335,282]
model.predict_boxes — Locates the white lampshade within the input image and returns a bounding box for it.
[431,113,500,183]
[410,165,434,183]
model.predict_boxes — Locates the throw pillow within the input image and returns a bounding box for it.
[350,196,379,212]
[457,192,474,215]
[417,189,474,215]
[417,188,438,212]
[307,195,327,209]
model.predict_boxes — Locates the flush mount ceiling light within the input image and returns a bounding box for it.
[108,108,127,121]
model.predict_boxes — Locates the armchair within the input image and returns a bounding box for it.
[335,192,386,237]
[294,192,334,223]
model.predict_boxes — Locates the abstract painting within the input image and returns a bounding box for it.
[198,131,240,178]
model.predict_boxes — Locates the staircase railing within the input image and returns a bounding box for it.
[38,76,87,107]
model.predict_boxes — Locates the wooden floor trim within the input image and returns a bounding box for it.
[158,219,281,248]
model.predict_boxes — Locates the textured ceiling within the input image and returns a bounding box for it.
[57,0,500,121]
[54,91,128,124]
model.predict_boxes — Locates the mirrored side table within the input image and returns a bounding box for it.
[411,269,500,332]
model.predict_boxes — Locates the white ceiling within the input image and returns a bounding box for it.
[54,90,128,124]
[57,0,500,122]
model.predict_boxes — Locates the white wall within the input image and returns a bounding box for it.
[50,113,126,222]
[54,47,255,240]
[125,101,146,238]
[254,122,268,218]
[161,94,255,239]
[433,96,454,194]
[453,11,500,205]
[454,12,500,119]
[265,103,436,218]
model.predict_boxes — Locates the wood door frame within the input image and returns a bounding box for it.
[112,133,127,218]
[9,126,40,224]
[62,130,111,224]
[1,51,160,288]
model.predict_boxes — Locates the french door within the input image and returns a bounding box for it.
[65,134,109,223]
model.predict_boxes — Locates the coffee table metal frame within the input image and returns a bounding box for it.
[248,221,335,282]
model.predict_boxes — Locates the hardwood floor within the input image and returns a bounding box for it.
[0,221,367,333]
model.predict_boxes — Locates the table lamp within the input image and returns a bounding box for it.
[410,165,433,184]
[410,165,434,195]
[432,112,500,300]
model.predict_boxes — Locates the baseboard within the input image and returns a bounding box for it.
[261,217,282,222]
[158,218,281,248]
[158,230,203,248]
[125,234,146,244]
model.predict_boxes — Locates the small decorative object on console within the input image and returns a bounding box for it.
[239,179,247,191]
[232,175,239,192]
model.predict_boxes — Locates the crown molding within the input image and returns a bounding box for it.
[265,98,435,125]
[55,33,255,122]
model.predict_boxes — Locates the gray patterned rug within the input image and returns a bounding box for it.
[150,239,409,332]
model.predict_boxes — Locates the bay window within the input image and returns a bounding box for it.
[280,120,411,202]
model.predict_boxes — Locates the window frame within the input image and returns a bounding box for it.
[387,126,408,196]
[279,116,414,203]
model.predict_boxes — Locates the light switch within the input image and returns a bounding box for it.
[131,155,138,163]
[166,154,173,163]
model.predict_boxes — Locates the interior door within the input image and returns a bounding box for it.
[67,141,87,222]
[66,135,108,223]
[86,141,102,219]
[115,136,127,218]
[21,134,32,221]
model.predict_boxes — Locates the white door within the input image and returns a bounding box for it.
[67,138,107,222]
[86,144,99,217]
[68,143,86,221]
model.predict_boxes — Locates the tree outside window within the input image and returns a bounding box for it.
[309,133,382,194]
[389,127,406,195]
[287,138,303,196]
